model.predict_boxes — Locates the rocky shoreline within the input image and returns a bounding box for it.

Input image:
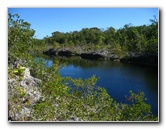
[8,65,82,121]
[8,50,158,121]
[43,48,158,66]
[8,67,42,121]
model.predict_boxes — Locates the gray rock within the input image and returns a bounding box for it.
[8,79,16,85]
[8,67,42,121]
[68,115,81,121]
[43,48,56,56]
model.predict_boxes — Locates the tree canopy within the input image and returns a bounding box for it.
[39,17,158,55]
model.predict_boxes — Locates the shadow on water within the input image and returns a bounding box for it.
[35,55,158,115]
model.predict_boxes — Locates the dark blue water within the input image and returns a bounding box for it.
[41,56,158,115]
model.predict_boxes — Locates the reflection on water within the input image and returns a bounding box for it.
[36,55,158,115]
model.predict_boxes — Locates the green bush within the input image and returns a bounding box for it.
[8,13,35,65]
[31,61,157,121]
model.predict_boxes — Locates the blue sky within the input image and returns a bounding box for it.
[8,8,158,39]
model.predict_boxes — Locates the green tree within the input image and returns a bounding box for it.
[146,16,158,53]
[8,13,35,64]
[104,27,116,45]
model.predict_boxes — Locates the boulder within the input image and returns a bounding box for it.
[43,48,56,56]
[58,50,73,57]
[8,67,42,121]
[80,52,104,60]
[127,53,158,66]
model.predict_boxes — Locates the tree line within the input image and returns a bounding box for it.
[37,16,158,55]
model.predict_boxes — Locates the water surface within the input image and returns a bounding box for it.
[40,56,158,115]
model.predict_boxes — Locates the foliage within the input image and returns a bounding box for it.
[8,13,158,121]
[31,61,157,121]
[119,90,157,121]
[13,66,25,76]
[37,16,158,57]
[8,13,35,65]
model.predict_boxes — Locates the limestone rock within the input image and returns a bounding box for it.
[8,67,42,121]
